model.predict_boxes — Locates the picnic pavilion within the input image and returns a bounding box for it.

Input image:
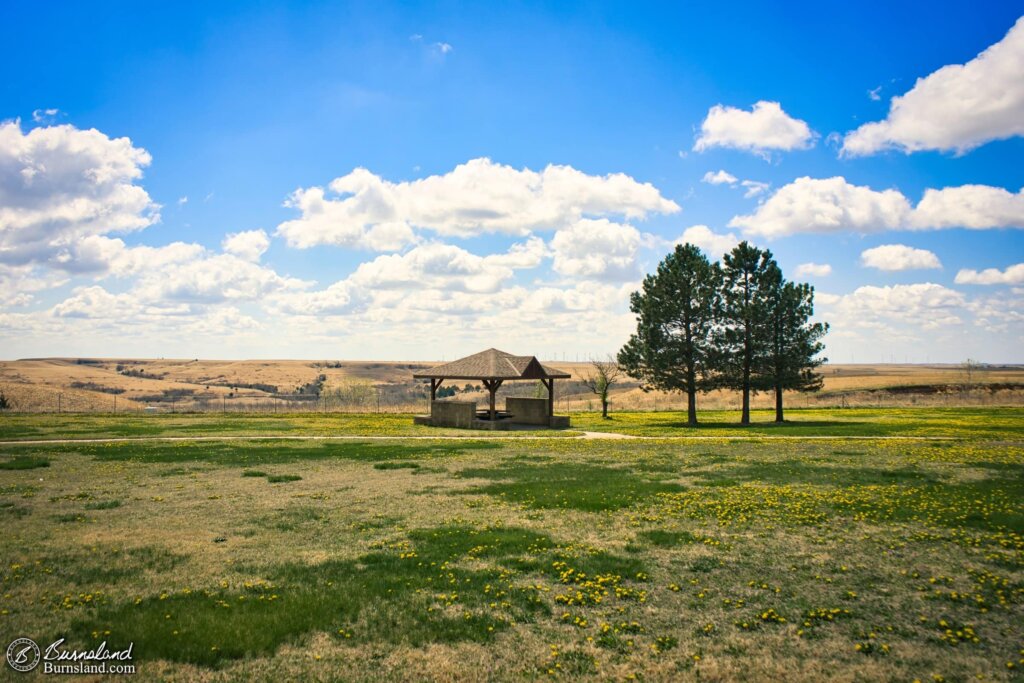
[412,348,571,429]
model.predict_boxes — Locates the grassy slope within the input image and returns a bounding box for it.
[0,410,1021,681]
[0,413,582,441]
[571,406,1024,439]
[0,406,1021,440]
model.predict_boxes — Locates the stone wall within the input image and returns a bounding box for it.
[505,397,549,425]
[430,400,476,428]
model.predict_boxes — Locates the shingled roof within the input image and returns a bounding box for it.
[412,348,571,380]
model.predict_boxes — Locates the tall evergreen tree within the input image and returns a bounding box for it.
[715,242,779,425]
[618,243,720,426]
[764,276,828,422]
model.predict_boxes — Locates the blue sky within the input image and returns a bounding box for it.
[1,1,1022,362]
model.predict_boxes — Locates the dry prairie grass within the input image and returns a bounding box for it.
[1,358,1022,414]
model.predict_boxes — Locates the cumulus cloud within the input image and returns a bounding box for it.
[276,158,679,250]
[673,224,740,257]
[61,236,204,277]
[794,262,832,277]
[0,121,159,268]
[729,176,1024,238]
[693,101,816,155]
[133,254,309,305]
[701,170,738,185]
[730,177,910,238]
[51,285,145,319]
[842,17,1024,155]
[222,229,270,262]
[910,185,1024,230]
[550,219,642,281]
[352,238,546,294]
[268,280,371,316]
[860,244,942,271]
[701,170,769,198]
[269,237,554,318]
[955,262,1024,285]
[0,264,59,309]
[818,283,966,330]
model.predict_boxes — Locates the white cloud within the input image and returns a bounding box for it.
[819,283,966,330]
[484,236,548,269]
[860,244,942,271]
[794,262,832,277]
[434,42,453,55]
[268,280,370,316]
[134,254,308,304]
[730,176,1024,238]
[51,285,147,319]
[0,264,59,309]
[673,224,739,257]
[867,86,882,101]
[349,239,543,294]
[842,17,1024,155]
[729,177,910,238]
[701,170,769,198]
[550,218,641,281]
[0,121,159,268]
[740,180,770,198]
[955,262,1024,285]
[693,101,816,155]
[64,236,204,276]
[276,158,679,250]
[177,196,188,206]
[222,229,270,262]
[910,185,1024,230]
[31,108,60,123]
[702,170,738,185]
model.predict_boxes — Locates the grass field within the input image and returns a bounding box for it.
[1,409,1022,681]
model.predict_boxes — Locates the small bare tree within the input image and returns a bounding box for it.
[960,358,981,395]
[581,356,624,419]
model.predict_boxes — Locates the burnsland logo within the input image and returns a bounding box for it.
[5,637,136,675]
[6,639,40,672]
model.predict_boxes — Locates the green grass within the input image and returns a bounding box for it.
[0,412,581,441]
[53,439,500,466]
[0,408,1021,681]
[63,524,593,666]
[266,474,302,483]
[0,455,50,470]
[571,406,1024,439]
[2,407,1020,442]
[83,499,122,510]
[458,461,686,511]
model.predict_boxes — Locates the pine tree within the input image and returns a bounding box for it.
[618,244,720,426]
[715,242,779,425]
[764,276,828,422]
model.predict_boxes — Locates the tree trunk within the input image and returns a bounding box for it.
[686,390,697,426]
[774,384,783,423]
[741,355,751,425]
[601,399,609,419]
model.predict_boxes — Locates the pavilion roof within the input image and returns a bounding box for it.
[412,348,571,381]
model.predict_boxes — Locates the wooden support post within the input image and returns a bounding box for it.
[482,379,503,421]
[547,378,555,417]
